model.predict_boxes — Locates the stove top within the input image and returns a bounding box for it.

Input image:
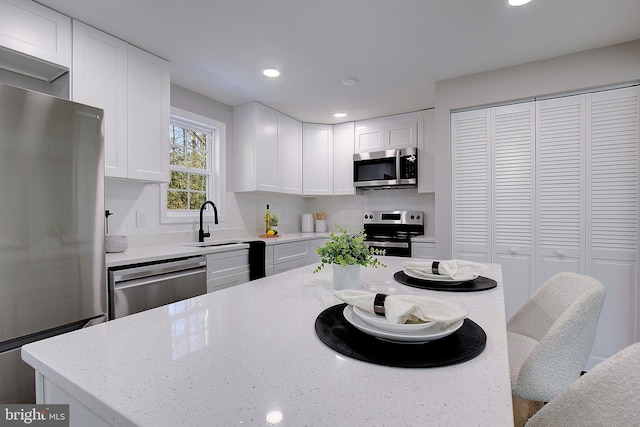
[363,211,424,257]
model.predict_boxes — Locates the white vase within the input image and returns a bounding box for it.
[332,263,361,290]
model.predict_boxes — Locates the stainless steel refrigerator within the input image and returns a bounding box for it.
[0,83,106,403]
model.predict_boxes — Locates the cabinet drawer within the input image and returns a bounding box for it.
[273,257,309,274]
[207,272,249,293]
[273,241,309,264]
[206,249,249,280]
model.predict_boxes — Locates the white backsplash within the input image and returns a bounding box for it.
[105,180,435,247]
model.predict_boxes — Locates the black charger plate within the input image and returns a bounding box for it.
[394,271,497,292]
[314,304,486,368]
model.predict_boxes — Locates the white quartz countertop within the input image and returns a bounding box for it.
[105,232,332,267]
[22,257,513,426]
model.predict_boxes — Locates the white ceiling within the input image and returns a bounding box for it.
[37,0,640,123]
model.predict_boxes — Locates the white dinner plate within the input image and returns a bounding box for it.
[404,268,477,283]
[343,305,464,343]
[352,306,436,333]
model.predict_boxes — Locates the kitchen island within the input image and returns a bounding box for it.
[22,257,513,426]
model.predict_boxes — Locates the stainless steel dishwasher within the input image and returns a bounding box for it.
[108,255,207,319]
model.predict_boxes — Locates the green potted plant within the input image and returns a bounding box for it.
[313,225,386,289]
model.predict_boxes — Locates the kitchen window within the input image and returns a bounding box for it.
[161,107,226,224]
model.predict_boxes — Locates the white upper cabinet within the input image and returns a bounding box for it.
[280,113,303,194]
[354,112,419,153]
[333,122,355,195]
[232,102,302,194]
[72,21,128,178]
[354,121,383,153]
[418,109,434,193]
[72,21,169,182]
[302,123,333,196]
[0,0,71,78]
[126,45,170,182]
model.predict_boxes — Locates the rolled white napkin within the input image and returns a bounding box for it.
[334,289,467,325]
[403,260,489,281]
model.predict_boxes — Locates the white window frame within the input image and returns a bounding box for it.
[161,107,226,224]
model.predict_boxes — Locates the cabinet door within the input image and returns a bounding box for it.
[411,242,436,259]
[585,86,639,366]
[308,238,330,264]
[491,102,535,319]
[72,21,128,179]
[126,45,170,182]
[273,241,309,264]
[279,114,302,194]
[535,95,585,289]
[254,103,280,191]
[354,120,383,153]
[385,120,418,149]
[333,122,355,195]
[451,109,491,262]
[0,0,71,70]
[418,109,435,193]
[303,123,334,195]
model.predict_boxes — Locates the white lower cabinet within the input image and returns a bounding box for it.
[265,245,274,276]
[309,238,330,264]
[37,373,109,427]
[265,240,313,276]
[411,242,436,259]
[206,249,249,292]
[272,240,309,274]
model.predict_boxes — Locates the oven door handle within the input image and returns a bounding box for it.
[366,241,410,249]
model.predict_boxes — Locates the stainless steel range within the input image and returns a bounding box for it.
[363,210,424,257]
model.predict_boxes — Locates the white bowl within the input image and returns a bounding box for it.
[105,235,128,253]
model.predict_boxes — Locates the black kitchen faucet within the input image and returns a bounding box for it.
[198,200,218,242]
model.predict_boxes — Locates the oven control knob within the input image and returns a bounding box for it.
[416,215,421,220]
[410,215,415,219]
[364,214,369,219]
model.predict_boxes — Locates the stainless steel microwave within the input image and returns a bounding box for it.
[353,147,418,188]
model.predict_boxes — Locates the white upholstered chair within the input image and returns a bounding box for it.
[525,342,640,427]
[507,272,606,403]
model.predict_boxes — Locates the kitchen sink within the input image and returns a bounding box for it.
[183,241,243,248]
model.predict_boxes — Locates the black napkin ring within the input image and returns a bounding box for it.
[374,293,387,316]
[432,261,440,275]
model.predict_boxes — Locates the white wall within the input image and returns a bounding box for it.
[434,39,640,258]
[105,84,436,246]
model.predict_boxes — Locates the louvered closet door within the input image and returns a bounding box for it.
[491,102,535,319]
[535,95,586,288]
[452,109,491,262]
[586,86,639,367]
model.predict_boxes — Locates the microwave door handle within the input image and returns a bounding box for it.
[395,150,401,180]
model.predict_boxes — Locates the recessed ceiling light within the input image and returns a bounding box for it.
[263,68,282,78]
[342,78,358,86]
[333,112,347,118]
[508,0,532,6]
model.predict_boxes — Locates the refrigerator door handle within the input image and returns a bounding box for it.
[0,315,105,354]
